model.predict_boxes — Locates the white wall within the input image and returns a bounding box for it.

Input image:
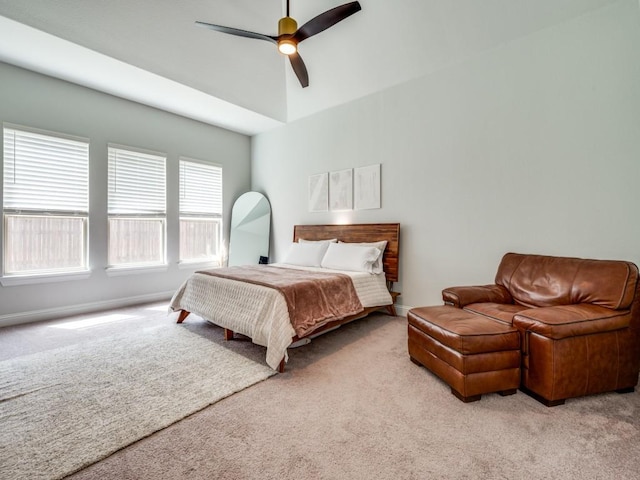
[252,0,640,314]
[0,62,251,324]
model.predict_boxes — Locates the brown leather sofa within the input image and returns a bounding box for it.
[441,252,640,406]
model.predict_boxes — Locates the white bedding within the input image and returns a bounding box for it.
[169,264,392,370]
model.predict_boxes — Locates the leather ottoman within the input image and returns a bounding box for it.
[408,305,521,402]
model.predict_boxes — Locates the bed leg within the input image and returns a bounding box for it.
[224,328,234,341]
[278,358,286,373]
[177,310,191,324]
[386,291,400,316]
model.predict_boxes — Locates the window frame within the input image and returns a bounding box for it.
[178,157,223,267]
[106,144,167,271]
[1,124,90,285]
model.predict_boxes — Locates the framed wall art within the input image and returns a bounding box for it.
[354,164,381,210]
[308,172,329,212]
[329,168,353,211]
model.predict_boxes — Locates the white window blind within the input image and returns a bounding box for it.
[3,127,89,213]
[107,145,166,268]
[3,125,89,276]
[108,145,166,215]
[179,158,222,263]
[179,159,222,216]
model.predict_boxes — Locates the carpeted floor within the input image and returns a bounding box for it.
[2,303,640,479]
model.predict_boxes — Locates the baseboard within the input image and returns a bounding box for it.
[0,291,175,328]
[1,295,414,328]
[395,304,411,317]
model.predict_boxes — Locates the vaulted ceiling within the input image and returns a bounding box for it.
[0,0,618,135]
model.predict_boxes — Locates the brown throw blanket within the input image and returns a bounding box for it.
[197,265,364,337]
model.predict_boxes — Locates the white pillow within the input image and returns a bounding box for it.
[282,242,330,267]
[339,240,387,274]
[298,238,338,244]
[321,243,381,273]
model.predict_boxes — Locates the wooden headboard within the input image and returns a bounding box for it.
[293,223,400,283]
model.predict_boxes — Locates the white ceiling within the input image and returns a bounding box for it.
[0,0,618,135]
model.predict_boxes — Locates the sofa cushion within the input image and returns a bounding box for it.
[512,304,631,339]
[464,303,528,325]
[495,253,639,309]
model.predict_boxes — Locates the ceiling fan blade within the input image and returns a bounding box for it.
[195,21,277,45]
[289,52,309,88]
[293,1,361,43]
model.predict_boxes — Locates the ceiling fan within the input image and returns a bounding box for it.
[196,1,362,88]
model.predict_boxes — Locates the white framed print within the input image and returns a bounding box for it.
[354,164,381,210]
[308,172,329,212]
[329,168,353,211]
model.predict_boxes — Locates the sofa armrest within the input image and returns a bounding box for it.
[442,284,512,308]
[512,304,631,340]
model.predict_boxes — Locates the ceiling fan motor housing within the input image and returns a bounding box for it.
[277,16,298,55]
[278,16,297,36]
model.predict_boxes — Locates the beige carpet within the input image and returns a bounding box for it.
[0,320,275,480]
[62,312,640,480]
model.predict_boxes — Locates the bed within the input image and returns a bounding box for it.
[170,223,400,371]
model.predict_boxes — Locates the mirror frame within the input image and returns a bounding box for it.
[228,192,271,266]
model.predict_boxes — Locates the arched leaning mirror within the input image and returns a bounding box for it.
[228,192,271,266]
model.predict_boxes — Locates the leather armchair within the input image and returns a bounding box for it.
[442,253,640,406]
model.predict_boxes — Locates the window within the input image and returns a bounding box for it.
[108,145,166,268]
[2,125,89,277]
[179,158,222,264]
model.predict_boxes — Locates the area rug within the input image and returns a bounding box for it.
[0,322,276,480]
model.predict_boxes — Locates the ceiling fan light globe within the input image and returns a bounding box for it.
[278,40,297,55]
